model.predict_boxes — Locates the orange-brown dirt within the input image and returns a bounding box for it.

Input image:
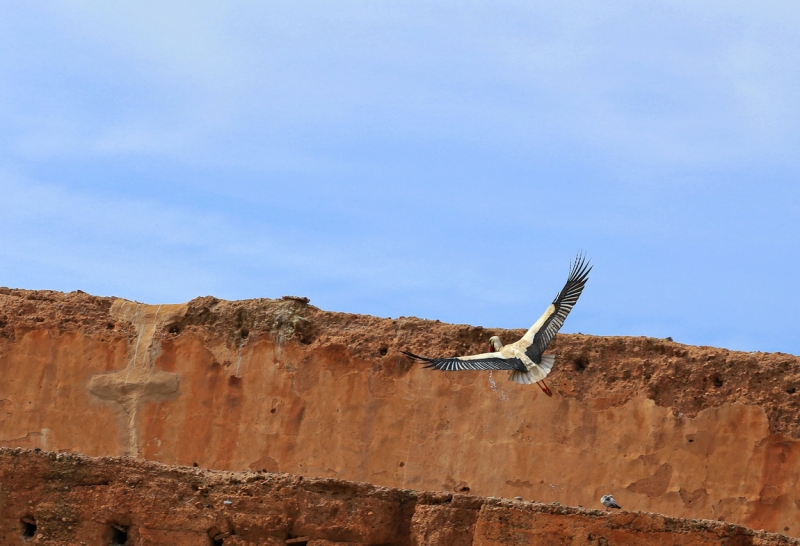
[2,288,800,541]
[1,447,797,546]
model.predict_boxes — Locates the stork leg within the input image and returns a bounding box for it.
[537,380,553,397]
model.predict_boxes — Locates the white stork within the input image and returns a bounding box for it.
[402,254,591,397]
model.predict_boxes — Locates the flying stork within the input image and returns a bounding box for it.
[401,254,591,397]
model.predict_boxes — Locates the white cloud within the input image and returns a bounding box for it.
[3,2,800,170]
[0,171,443,303]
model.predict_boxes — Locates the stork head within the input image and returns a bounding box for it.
[488,335,503,351]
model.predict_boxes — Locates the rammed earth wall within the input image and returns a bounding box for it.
[1,448,798,546]
[2,288,800,538]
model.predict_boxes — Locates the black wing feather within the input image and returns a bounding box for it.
[401,350,528,372]
[526,254,592,362]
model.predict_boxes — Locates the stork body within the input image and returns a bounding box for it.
[402,254,591,396]
[488,335,554,395]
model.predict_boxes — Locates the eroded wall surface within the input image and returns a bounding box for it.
[2,289,800,537]
[1,448,797,546]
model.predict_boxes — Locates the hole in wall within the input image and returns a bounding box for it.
[787,387,796,394]
[168,325,180,334]
[379,345,388,356]
[574,358,587,372]
[109,524,128,545]
[712,375,724,388]
[20,516,36,539]
[240,328,249,339]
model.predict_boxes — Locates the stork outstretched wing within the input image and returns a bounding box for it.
[401,350,528,372]
[523,254,592,363]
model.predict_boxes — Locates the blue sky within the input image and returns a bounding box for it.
[1,2,799,354]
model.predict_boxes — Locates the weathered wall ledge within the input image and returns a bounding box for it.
[1,448,797,546]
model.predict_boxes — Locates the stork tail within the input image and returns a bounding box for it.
[508,355,555,395]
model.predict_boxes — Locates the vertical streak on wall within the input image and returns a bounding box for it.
[87,300,186,456]
[402,361,423,489]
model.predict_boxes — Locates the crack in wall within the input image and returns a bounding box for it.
[0,429,46,448]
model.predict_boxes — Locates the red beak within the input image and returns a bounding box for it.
[537,380,553,397]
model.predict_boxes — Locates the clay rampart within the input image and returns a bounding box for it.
[1,448,797,545]
[2,288,800,538]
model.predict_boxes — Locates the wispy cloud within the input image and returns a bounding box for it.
[0,171,444,303]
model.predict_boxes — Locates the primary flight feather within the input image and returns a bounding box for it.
[402,254,591,396]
